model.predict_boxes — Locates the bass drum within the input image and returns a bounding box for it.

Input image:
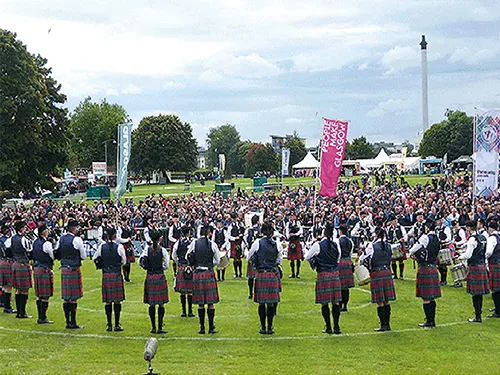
[354,263,370,286]
[217,251,230,270]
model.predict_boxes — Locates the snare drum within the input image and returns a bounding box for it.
[451,263,467,283]
[391,243,403,260]
[354,263,370,286]
[438,248,452,266]
[217,251,230,270]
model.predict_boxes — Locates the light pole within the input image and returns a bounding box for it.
[103,139,116,183]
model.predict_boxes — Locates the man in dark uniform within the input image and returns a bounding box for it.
[212,220,228,282]
[248,221,283,335]
[312,215,324,241]
[172,226,195,318]
[54,219,86,329]
[227,214,244,278]
[436,216,452,285]
[94,228,126,332]
[486,221,500,318]
[32,225,55,324]
[387,215,408,280]
[0,224,16,313]
[5,221,33,318]
[286,212,303,278]
[305,222,342,334]
[336,225,355,312]
[117,218,134,283]
[408,220,442,328]
[460,221,490,322]
[244,215,262,299]
[168,214,182,275]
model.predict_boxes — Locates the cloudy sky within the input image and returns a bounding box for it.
[2,0,500,147]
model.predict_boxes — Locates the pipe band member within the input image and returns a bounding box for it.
[172,226,195,318]
[486,220,500,319]
[32,224,55,324]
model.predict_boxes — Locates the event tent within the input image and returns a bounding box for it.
[292,152,319,169]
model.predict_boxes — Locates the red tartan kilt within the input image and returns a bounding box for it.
[61,267,83,301]
[102,272,125,303]
[254,271,281,304]
[490,263,500,292]
[338,258,355,289]
[287,240,302,260]
[34,267,54,298]
[144,273,169,305]
[192,270,219,305]
[174,265,194,293]
[315,271,341,304]
[230,240,243,259]
[12,262,32,292]
[467,265,490,295]
[0,259,13,287]
[370,268,396,303]
[246,262,257,278]
[415,265,441,300]
[124,244,135,263]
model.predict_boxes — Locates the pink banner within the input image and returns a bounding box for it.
[319,118,349,197]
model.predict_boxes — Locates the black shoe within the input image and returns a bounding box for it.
[37,318,53,324]
[393,275,398,280]
[106,325,113,332]
[4,308,17,314]
[208,327,218,334]
[114,325,124,332]
[333,328,342,335]
[68,324,84,329]
[322,327,333,334]
[296,275,300,279]
[440,281,447,286]
[181,313,187,317]
[157,329,167,334]
[188,313,195,318]
[289,275,295,278]
[453,283,463,288]
[267,328,275,335]
[489,308,495,312]
[248,294,253,299]
[340,307,347,312]
[486,313,500,318]
[468,317,482,323]
[418,322,434,328]
[259,328,267,335]
[125,279,132,283]
[399,277,404,280]
[374,326,388,332]
[150,328,157,334]
[16,314,32,319]
[198,328,206,334]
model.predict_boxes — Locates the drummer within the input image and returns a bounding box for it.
[452,220,467,254]
[436,216,452,286]
[351,211,374,253]
[386,215,407,280]
[212,221,228,282]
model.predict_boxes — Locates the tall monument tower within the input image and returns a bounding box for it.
[420,35,429,133]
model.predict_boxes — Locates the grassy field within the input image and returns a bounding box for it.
[0,259,498,375]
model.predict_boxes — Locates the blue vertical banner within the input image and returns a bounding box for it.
[282,148,290,176]
[114,123,133,200]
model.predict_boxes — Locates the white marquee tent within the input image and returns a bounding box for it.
[292,152,319,169]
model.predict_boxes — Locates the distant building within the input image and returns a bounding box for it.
[373,141,404,154]
[197,147,207,170]
[270,134,306,152]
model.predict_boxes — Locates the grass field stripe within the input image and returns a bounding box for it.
[0,321,468,342]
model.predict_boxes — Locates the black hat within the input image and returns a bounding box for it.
[14,221,26,232]
[67,219,79,228]
[488,221,498,230]
[38,224,48,235]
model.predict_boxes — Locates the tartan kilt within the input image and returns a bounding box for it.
[246,262,257,278]
[192,270,219,305]
[490,263,500,293]
[61,267,83,301]
[34,267,54,298]
[287,240,302,260]
[174,265,193,294]
[0,259,13,287]
[102,272,125,303]
[315,271,342,304]
[466,265,490,295]
[370,268,396,303]
[12,262,32,292]
[254,271,281,304]
[415,265,441,300]
[143,273,169,305]
[230,240,243,259]
[124,244,135,264]
[338,258,355,289]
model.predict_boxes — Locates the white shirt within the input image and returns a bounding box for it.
[211,228,229,250]
[4,234,32,253]
[186,238,220,266]
[94,241,127,266]
[116,227,131,244]
[139,246,170,270]
[285,221,303,238]
[460,235,477,261]
[54,233,86,260]
[169,223,181,243]
[172,238,191,263]
[409,233,430,256]
[41,238,55,260]
[453,227,467,248]
[437,226,452,243]
[247,237,283,265]
[485,232,498,259]
[359,240,393,263]
[305,238,341,261]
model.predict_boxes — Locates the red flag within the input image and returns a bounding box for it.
[319,118,349,197]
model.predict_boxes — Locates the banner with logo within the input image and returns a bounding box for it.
[474,110,500,197]
[92,162,107,178]
[474,150,499,197]
[401,147,407,169]
[319,118,349,197]
[282,148,290,176]
[475,110,500,152]
[218,154,226,172]
[114,123,133,199]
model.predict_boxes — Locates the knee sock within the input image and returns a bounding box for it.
[266,305,275,330]
[296,260,301,276]
[0,288,3,307]
[4,292,12,310]
[332,304,341,331]
[391,262,397,277]
[238,261,243,277]
[430,300,436,324]
[248,278,254,296]
[222,269,226,280]
[15,294,22,314]
[105,304,112,326]
[290,261,295,277]
[180,295,187,315]
[63,302,71,325]
[207,308,215,330]
[173,262,177,275]
[70,303,78,326]
[217,270,221,281]
[341,289,350,309]
[321,304,331,329]
[493,292,500,315]
[472,295,483,318]
[187,295,193,314]
[158,305,165,329]
[423,303,431,323]
[198,307,206,330]
[123,264,130,281]
[399,263,404,278]
[377,306,384,326]
[385,305,391,328]
[439,267,447,283]
[36,300,42,320]
[233,261,238,276]
[42,301,49,320]
[258,304,266,330]
[114,303,122,327]
[149,305,156,330]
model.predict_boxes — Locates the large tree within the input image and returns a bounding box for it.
[69,97,129,167]
[244,143,277,176]
[227,140,252,175]
[206,124,241,175]
[283,132,307,174]
[130,114,198,177]
[419,110,473,160]
[0,29,70,191]
[345,136,376,159]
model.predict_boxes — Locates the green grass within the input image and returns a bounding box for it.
[1,259,498,375]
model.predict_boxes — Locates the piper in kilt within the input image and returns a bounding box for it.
[359,228,396,332]
[0,224,16,314]
[54,219,86,329]
[212,220,228,282]
[186,224,220,335]
[168,214,182,276]
[5,221,33,319]
[486,221,500,318]
[386,215,408,280]
[336,226,354,312]
[460,221,490,323]
[172,226,195,318]
[436,217,452,285]
[139,230,170,334]
[117,219,135,283]
[227,214,244,278]
[286,212,303,278]
[32,225,55,324]
[247,221,283,335]
[94,228,126,332]
[409,220,442,328]
[244,215,262,299]
[305,223,342,335]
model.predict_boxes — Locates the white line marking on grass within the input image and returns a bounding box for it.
[0,321,468,342]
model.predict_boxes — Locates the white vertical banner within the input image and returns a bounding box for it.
[474,150,499,197]
[282,148,290,176]
[114,123,133,200]
[474,109,500,197]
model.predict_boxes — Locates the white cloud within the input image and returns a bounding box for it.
[449,47,498,65]
[105,88,119,96]
[163,81,186,89]
[285,118,303,124]
[381,45,420,74]
[203,53,281,78]
[368,99,412,117]
[121,84,142,95]
[358,63,369,70]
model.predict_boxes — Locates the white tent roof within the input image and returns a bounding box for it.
[292,152,319,169]
[374,149,391,163]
